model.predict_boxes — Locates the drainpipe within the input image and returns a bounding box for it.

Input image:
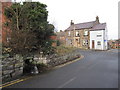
[73,24,75,47]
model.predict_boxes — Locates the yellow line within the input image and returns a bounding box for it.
[54,55,84,69]
[0,76,32,88]
[0,78,21,87]
[1,79,24,88]
[0,55,84,88]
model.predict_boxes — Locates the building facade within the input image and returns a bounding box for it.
[56,30,66,45]
[108,39,120,49]
[64,16,108,50]
[0,1,12,44]
[90,23,108,50]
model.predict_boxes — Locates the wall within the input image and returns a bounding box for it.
[90,30,105,50]
[1,2,12,44]
[65,29,90,49]
[47,49,81,67]
[104,27,108,50]
[2,54,23,83]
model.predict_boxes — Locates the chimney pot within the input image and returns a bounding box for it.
[70,20,74,25]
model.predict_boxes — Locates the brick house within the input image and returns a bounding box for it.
[56,30,66,45]
[0,1,12,44]
[108,39,120,49]
[65,16,108,50]
[114,39,120,49]
[50,35,57,47]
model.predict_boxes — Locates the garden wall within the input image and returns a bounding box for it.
[47,49,81,67]
[1,54,23,83]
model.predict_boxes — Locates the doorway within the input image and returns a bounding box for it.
[92,40,95,49]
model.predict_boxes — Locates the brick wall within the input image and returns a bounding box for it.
[1,2,12,44]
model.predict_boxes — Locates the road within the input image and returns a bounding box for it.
[5,49,118,88]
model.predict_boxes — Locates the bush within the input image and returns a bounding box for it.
[56,46,76,55]
[56,40,61,46]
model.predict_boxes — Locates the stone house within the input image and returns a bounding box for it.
[65,16,108,50]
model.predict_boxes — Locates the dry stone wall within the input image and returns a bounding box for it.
[47,49,81,67]
[1,54,23,83]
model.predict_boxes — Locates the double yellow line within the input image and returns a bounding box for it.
[0,55,84,88]
[0,76,32,88]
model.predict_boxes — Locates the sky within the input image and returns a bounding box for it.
[11,0,119,40]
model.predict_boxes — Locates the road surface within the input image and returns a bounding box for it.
[5,49,118,88]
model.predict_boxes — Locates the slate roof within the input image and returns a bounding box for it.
[56,31,66,37]
[90,23,106,31]
[65,21,106,31]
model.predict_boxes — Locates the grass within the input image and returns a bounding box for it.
[55,45,77,55]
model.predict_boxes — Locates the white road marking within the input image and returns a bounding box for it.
[58,77,76,88]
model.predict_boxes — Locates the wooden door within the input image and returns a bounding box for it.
[92,40,94,49]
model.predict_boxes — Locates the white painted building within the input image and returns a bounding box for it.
[90,23,108,50]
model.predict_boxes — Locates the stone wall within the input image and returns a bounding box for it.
[1,49,81,83]
[1,54,23,83]
[31,50,81,68]
[47,49,81,67]
[65,29,90,49]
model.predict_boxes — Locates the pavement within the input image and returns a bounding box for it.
[3,49,118,88]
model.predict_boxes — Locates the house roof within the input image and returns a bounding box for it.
[65,21,106,31]
[90,23,106,31]
[65,21,95,31]
[56,31,66,37]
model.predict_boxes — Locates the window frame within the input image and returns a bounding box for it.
[97,41,101,45]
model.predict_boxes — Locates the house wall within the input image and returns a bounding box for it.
[104,27,108,50]
[56,31,66,45]
[65,29,90,49]
[90,30,108,50]
[1,2,12,44]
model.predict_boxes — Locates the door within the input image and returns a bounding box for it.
[92,40,95,49]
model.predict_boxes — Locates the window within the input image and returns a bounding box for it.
[83,40,88,46]
[68,31,70,36]
[97,35,102,37]
[97,41,101,45]
[83,40,85,46]
[86,40,88,45]
[76,31,80,37]
[84,30,88,36]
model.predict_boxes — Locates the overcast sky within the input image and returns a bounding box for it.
[11,0,119,40]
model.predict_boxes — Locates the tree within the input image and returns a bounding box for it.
[4,2,55,55]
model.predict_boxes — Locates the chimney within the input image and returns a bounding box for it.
[70,20,74,26]
[60,30,62,32]
[95,16,100,24]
